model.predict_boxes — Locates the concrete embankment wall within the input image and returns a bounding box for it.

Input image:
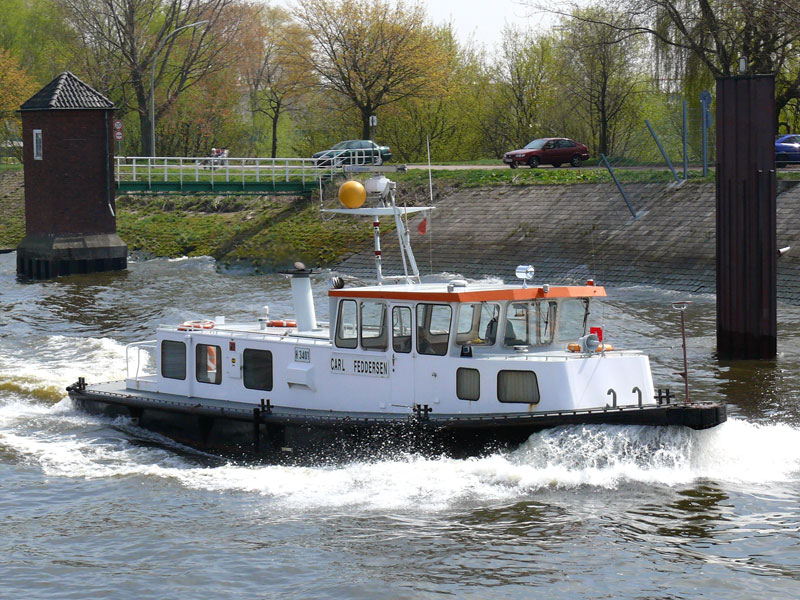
[339,182,800,303]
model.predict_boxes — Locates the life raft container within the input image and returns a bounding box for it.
[567,342,614,353]
[266,319,297,328]
[177,319,216,331]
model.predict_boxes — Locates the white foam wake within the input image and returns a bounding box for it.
[1,399,798,511]
[0,335,126,400]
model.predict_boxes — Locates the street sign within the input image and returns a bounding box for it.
[113,120,123,131]
[369,115,377,127]
[114,130,123,141]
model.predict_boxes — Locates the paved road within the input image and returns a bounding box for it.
[406,163,718,171]
[407,163,538,170]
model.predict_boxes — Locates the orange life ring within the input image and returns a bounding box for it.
[178,319,216,331]
[266,319,297,328]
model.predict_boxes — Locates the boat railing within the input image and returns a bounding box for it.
[126,340,157,381]
[157,326,332,345]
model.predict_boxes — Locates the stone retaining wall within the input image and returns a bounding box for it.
[338,182,800,304]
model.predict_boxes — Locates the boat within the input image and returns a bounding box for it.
[67,165,726,460]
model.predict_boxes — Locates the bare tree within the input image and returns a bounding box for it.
[57,0,243,155]
[293,0,448,140]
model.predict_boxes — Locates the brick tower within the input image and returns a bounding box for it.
[16,71,127,279]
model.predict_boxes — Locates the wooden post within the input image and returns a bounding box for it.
[715,75,777,359]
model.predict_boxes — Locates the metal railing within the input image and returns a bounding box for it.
[115,156,338,188]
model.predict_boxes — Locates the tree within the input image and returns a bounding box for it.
[293,0,449,140]
[239,3,313,158]
[0,0,80,82]
[57,0,244,156]
[553,8,646,156]
[0,48,39,162]
[379,24,476,162]
[480,27,555,155]
[530,0,800,119]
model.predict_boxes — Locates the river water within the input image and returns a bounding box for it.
[1,252,799,599]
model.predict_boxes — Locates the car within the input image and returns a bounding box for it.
[503,137,590,169]
[312,140,391,167]
[775,134,800,168]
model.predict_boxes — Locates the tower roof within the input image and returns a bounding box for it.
[20,71,114,111]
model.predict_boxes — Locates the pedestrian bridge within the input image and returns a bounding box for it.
[115,156,339,195]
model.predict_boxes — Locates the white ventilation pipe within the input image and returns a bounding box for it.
[290,270,316,331]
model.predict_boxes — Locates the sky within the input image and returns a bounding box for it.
[422,0,542,53]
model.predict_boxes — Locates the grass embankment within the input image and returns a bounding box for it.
[0,167,24,250]
[7,164,798,267]
[116,193,374,270]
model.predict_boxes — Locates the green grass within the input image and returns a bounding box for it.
[116,193,375,269]
[0,163,23,173]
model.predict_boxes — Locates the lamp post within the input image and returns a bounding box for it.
[150,20,208,157]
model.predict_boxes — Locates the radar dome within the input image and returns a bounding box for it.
[338,180,366,208]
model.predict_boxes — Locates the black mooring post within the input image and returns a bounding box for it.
[715,74,777,359]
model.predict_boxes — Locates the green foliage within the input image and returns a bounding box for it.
[0,0,78,82]
[0,49,38,162]
[157,71,248,156]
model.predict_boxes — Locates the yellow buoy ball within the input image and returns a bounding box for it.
[338,180,366,209]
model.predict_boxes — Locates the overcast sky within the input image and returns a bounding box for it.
[423,0,541,53]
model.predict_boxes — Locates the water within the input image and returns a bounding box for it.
[1,252,799,599]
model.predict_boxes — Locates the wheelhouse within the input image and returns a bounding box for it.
[328,282,607,356]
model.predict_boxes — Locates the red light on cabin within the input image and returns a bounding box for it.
[590,326,603,342]
[587,279,595,286]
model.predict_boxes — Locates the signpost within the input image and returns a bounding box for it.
[113,119,123,154]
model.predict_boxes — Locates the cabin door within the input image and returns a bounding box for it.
[389,305,416,407]
[412,303,453,411]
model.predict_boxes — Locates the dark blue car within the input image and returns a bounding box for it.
[775,134,800,168]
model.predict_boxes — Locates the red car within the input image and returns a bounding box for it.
[503,137,590,168]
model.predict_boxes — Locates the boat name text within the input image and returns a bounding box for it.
[330,354,390,378]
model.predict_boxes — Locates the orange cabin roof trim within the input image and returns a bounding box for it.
[328,285,607,302]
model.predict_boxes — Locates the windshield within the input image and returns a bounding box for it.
[331,142,349,150]
[524,139,547,150]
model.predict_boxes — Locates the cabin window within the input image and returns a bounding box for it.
[504,301,557,347]
[161,340,186,380]
[497,370,540,404]
[457,367,480,401]
[243,348,273,391]
[360,301,387,351]
[196,344,222,384]
[335,299,358,349]
[392,306,412,353]
[33,129,42,160]
[557,299,589,341]
[456,303,500,346]
[417,303,452,356]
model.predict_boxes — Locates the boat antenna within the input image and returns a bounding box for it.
[427,136,433,275]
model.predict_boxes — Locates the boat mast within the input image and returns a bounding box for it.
[325,165,431,285]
